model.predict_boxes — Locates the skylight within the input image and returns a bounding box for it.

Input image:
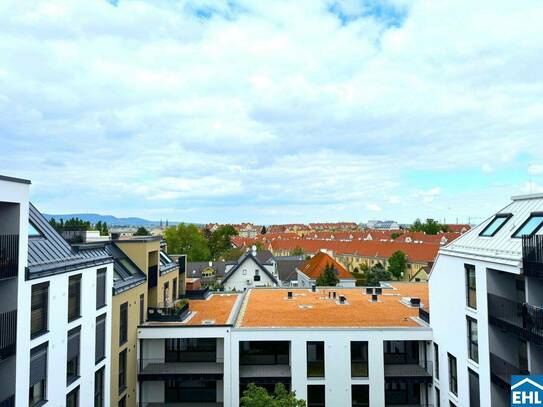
[479,214,512,237]
[512,213,543,238]
[28,222,42,237]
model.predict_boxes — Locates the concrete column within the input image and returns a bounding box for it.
[290,337,307,401]
[369,338,385,406]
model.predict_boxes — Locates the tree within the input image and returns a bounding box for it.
[241,383,306,407]
[261,225,267,234]
[316,263,339,286]
[219,247,243,261]
[289,246,304,256]
[365,263,392,286]
[134,227,151,236]
[164,224,211,261]
[388,250,407,280]
[208,225,239,259]
[390,232,401,240]
[95,221,109,236]
[410,218,449,235]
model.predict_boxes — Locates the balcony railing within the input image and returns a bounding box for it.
[138,358,223,377]
[0,395,15,407]
[384,361,433,383]
[0,309,16,361]
[147,302,189,322]
[490,352,529,391]
[523,235,543,279]
[419,307,430,324]
[0,235,18,279]
[487,293,543,346]
[183,286,210,299]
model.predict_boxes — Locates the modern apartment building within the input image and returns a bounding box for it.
[137,283,434,406]
[430,193,543,407]
[0,174,115,407]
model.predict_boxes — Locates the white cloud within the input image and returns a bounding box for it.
[528,164,543,175]
[366,203,382,212]
[481,164,493,173]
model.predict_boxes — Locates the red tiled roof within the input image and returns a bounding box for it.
[299,251,352,280]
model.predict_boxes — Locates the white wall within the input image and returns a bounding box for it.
[223,257,276,291]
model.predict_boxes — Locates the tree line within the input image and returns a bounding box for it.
[49,217,109,236]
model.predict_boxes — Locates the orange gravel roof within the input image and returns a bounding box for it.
[238,284,428,328]
[187,294,239,325]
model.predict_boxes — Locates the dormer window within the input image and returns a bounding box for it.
[512,212,543,238]
[479,213,512,237]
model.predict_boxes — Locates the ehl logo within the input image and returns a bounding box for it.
[511,376,543,406]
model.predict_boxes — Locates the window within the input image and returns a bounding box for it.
[448,353,458,396]
[66,386,79,407]
[94,367,104,407]
[465,264,477,309]
[435,387,441,407]
[167,338,217,363]
[96,268,107,309]
[351,385,369,407]
[139,294,145,325]
[28,222,42,237]
[479,213,512,237]
[68,274,82,322]
[173,277,178,301]
[95,314,106,363]
[350,341,368,377]
[242,269,247,275]
[30,282,49,338]
[434,343,440,380]
[66,326,81,385]
[467,317,479,363]
[165,380,216,403]
[119,302,128,345]
[307,385,325,407]
[29,343,48,407]
[307,341,325,378]
[513,212,543,238]
[118,350,127,394]
[163,281,169,304]
[468,368,480,407]
[118,396,126,407]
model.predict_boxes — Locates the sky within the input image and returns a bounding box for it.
[1,0,543,225]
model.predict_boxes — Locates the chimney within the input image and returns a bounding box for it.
[375,287,382,295]
[410,297,421,307]
[366,288,373,295]
[208,261,212,267]
[287,291,293,299]
[332,291,336,299]
[311,284,316,292]
[371,294,378,302]
[339,295,346,304]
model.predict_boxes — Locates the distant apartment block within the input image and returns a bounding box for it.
[366,220,400,230]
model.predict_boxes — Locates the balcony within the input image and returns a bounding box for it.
[487,293,543,346]
[147,301,189,322]
[384,361,433,383]
[419,307,430,324]
[490,352,529,391]
[138,358,223,381]
[522,235,543,279]
[0,235,18,280]
[0,310,16,361]
[141,403,223,407]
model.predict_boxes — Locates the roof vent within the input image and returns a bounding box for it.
[332,291,337,299]
[202,320,215,325]
[287,291,293,299]
[410,297,421,307]
[365,288,373,295]
[311,284,316,292]
[371,294,378,302]
[339,295,346,304]
[375,287,382,295]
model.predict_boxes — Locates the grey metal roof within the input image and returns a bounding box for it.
[236,249,274,265]
[440,193,543,263]
[187,261,228,279]
[159,251,178,275]
[27,203,112,279]
[275,257,304,282]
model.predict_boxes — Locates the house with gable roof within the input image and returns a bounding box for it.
[221,245,279,291]
[296,250,356,287]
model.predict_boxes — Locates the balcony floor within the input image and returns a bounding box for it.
[239,364,291,378]
[140,362,223,375]
[384,364,431,377]
[143,403,223,407]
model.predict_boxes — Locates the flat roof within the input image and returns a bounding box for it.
[237,283,428,329]
[0,174,31,184]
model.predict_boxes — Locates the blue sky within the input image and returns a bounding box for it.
[1,0,543,224]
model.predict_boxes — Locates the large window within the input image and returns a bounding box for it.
[512,212,543,238]
[66,386,79,407]
[448,353,458,396]
[307,385,325,407]
[68,274,82,322]
[307,341,325,378]
[467,317,479,363]
[31,282,49,338]
[173,277,178,302]
[29,342,48,407]
[118,396,126,407]
[166,338,217,363]
[352,385,369,407]
[139,294,145,325]
[434,343,440,380]
[95,314,106,363]
[435,387,440,407]
[165,379,217,403]
[66,326,81,385]
[119,302,128,345]
[468,368,480,407]
[479,213,512,237]
[96,268,107,309]
[163,281,169,304]
[350,341,368,377]
[118,350,127,394]
[465,264,477,309]
[94,367,104,407]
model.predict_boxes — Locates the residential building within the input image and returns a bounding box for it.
[296,250,356,287]
[308,222,360,232]
[366,220,401,230]
[137,283,434,406]
[221,246,279,291]
[445,224,471,233]
[430,193,543,407]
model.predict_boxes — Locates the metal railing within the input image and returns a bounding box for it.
[487,293,543,346]
[384,361,433,379]
[523,235,543,278]
[0,309,16,360]
[147,302,189,322]
[138,357,221,374]
[183,286,210,299]
[0,235,18,279]
[490,352,529,390]
[419,307,430,324]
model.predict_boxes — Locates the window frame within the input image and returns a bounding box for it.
[512,212,543,238]
[478,213,512,237]
[350,341,369,378]
[351,384,369,407]
[66,326,81,385]
[29,342,48,407]
[119,302,128,346]
[94,367,104,407]
[307,384,325,407]
[31,282,49,339]
[467,317,479,363]
[139,294,145,325]
[66,386,79,407]
[465,264,477,310]
[307,341,325,378]
[95,314,106,364]
[434,343,440,380]
[96,268,107,310]
[68,274,82,322]
[448,353,458,396]
[118,349,127,395]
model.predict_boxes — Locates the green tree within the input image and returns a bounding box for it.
[95,221,109,236]
[261,225,267,234]
[365,263,392,286]
[164,224,211,261]
[219,247,243,261]
[388,250,407,280]
[134,227,151,236]
[289,246,304,256]
[316,263,339,286]
[241,383,306,407]
[390,232,402,240]
[410,218,449,235]
[208,225,239,259]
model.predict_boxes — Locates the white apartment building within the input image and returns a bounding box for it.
[137,283,433,406]
[1,175,114,407]
[430,193,543,407]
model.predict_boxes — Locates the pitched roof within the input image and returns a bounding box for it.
[221,250,279,285]
[274,256,305,282]
[298,251,352,280]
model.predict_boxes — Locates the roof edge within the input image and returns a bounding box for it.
[0,174,31,184]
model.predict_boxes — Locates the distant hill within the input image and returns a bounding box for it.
[43,213,175,227]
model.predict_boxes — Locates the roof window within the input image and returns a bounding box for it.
[512,212,543,238]
[479,213,512,237]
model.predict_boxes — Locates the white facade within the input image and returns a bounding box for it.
[222,253,278,291]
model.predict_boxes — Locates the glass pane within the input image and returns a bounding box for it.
[480,216,508,236]
[514,216,543,237]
